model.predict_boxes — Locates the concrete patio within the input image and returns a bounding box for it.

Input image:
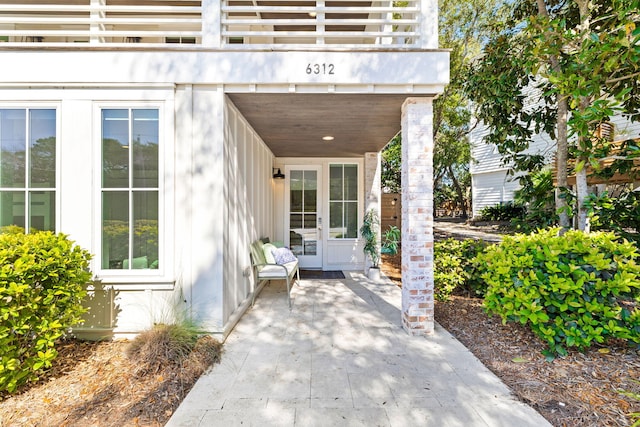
[167,273,551,426]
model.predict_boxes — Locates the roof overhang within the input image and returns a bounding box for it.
[228,93,429,157]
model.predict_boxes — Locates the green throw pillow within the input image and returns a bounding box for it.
[262,243,277,264]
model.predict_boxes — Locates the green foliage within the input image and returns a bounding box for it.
[466,0,640,230]
[0,228,92,393]
[586,189,640,245]
[618,381,640,427]
[434,238,489,301]
[482,228,640,358]
[512,169,558,232]
[479,202,526,222]
[381,135,401,193]
[381,226,400,255]
[360,209,381,268]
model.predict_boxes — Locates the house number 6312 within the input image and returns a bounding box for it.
[306,63,335,75]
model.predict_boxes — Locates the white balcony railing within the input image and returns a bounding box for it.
[0,0,435,49]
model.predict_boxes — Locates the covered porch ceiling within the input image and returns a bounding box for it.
[228,93,429,157]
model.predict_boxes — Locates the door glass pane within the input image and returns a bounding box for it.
[329,165,342,200]
[0,109,26,188]
[132,109,159,188]
[303,214,316,228]
[290,213,302,228]
[304,234,317,255]
[0,191,25,228]
[102,191,129,269]
[289,169,317,256]
[290,230,303,256]
[304,170,317,212]
[29,191,55,231]
[345,165,358,200]
[102,109,129,188]
[133,191,159,269]
[290,170,303,212]
[29,109,56,188]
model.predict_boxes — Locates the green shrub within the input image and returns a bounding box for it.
[511,169,558,232]
[479,202,526,222]
[434,238,489,301]
[481,228,640,358]
[0,228,92,393]
[586,190,640,245]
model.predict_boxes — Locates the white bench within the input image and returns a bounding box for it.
[250,239,299,308]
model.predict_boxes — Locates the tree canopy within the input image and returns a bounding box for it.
[466,0,640,230]
[382,0,504,217]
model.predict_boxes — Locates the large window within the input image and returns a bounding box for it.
[101,108,159,270]
[329,164,358,239]
[0,108,56,231]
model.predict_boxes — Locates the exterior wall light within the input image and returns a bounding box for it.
[273,168,285,179]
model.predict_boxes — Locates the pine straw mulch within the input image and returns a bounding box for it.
[381,252,640,427]
[0,335,223,427]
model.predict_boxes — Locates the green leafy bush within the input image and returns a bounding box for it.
[586,190,640,245]
[0,228,92,393]
[481,228,640,358]
[479,202,526,222]
[434,238,489,301]
[511,169,558,232]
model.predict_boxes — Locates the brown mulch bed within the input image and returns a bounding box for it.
[0,336,222,427]
[381,248,640,427]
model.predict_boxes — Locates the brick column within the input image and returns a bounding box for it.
[401,98,434,335]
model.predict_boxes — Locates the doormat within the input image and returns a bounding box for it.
[299,270,346,280]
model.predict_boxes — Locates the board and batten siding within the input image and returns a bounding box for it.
[223,96,274,331]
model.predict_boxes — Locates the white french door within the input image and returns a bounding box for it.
[285,165,323,269]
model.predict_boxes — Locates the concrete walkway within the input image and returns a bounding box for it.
[167,273,551,427]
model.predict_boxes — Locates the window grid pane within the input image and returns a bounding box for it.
[0,109,26,188]
[328,164,358,239]
[29,191,55,232]
[0,108,56,232]
[102,108,160,270]
[102,191,129,269]
[29,109,56,188]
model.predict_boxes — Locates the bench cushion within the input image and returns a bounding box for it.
[257,260,298,278]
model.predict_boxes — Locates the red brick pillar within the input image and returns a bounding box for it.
[401,98,434,335]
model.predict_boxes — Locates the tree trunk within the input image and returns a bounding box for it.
[448,165,468,218]
[536,0,571,231]
[574,0,592,232]
[555,96,571,231]
[575,161,589,231]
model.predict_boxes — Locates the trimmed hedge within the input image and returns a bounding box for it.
[434,238,489,301]
[0,228,92,393]
[481,228,640,358]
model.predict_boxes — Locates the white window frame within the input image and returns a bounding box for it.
[327,162,360,241]
[0,104,61,232]
[93,102,174,284]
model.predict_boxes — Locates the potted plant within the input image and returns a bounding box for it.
[360,209,381,280]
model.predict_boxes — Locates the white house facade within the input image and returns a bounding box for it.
[0,1,449,338]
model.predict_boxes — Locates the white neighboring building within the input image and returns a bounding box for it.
[470,115,640,219]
